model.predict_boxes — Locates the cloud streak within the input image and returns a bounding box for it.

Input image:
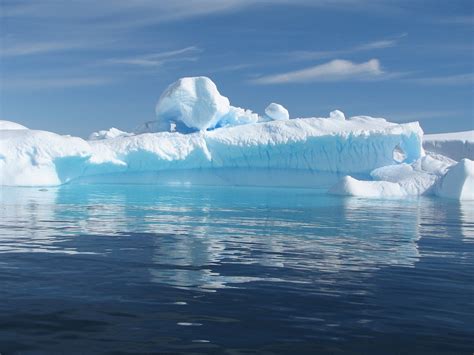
[104,46,202,68]
[285,33,406,62]
[251,59,384,84]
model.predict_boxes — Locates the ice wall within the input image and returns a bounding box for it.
[0,116,424,187]
[423,130,474,161]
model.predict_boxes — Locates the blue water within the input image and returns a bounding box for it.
[0,185,473,354]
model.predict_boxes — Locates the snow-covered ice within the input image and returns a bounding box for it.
[265,103,289,121]
[436,159,474,200]
[0,115,423,187]
[0,120,28,130]
[89,127,132,141]
[329,110,346,121]
[0,77,471,200]
[149,76,259,133]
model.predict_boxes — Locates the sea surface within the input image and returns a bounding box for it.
[0,184,473,354]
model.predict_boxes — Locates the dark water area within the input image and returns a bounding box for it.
[0,185,473,354]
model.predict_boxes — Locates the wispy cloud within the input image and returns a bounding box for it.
[251,59,384,84]
[285,33,406,62]
[0,41,90,57]
[409,73,474,85]
[3,77,113,90]
[104,46,202,68]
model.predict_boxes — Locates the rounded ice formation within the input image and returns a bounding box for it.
[0,120,28,130]
[437,159,474,200]
[329,110,345,121]
[265,103,289,121]
[155,76,231,132]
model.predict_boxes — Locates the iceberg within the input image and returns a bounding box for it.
[0,115,423,187]
[0,77,470,200]
[423,130,473,161]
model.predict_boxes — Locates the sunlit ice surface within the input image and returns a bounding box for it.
[0,184,473,353]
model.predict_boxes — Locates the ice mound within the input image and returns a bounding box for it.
[265,103,289,121]
[151,76,258,133]
[89,127,132,141]
[0,129,90,186]
[329,176,406,198]
[329,110,345,121]
[424,130,473,161]
[329,154,474,200]
[0,120,28,130]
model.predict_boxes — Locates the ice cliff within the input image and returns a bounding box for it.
[0,77,472,200]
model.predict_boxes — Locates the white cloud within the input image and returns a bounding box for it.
[1,41,89,57]
[251,59,383,84]
[354,39,398,50]
[104,46,202,68]
[285,33,406,62]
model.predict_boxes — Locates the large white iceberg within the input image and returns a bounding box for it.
[0,116,423,187]
[0,77,471,200]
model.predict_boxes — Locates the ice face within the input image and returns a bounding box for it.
[423,130,474,161]
[0,116,424,187]
[436,159,474,200]
[265,103,289,121]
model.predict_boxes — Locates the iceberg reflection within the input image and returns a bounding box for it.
[2,185,466,293]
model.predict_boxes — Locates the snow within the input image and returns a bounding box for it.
[424,130,473,161]
[0,120,28,130]
[265,103,289,121]
[329,110,345,121]
[89,127,132,140]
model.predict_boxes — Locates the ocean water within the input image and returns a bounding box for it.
[0,184,473,354]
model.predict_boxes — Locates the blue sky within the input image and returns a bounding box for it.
[1,0,473,137]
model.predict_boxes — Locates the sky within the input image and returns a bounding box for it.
[0,0,473,137]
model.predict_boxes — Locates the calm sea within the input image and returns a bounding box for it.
[0,185,473,354]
